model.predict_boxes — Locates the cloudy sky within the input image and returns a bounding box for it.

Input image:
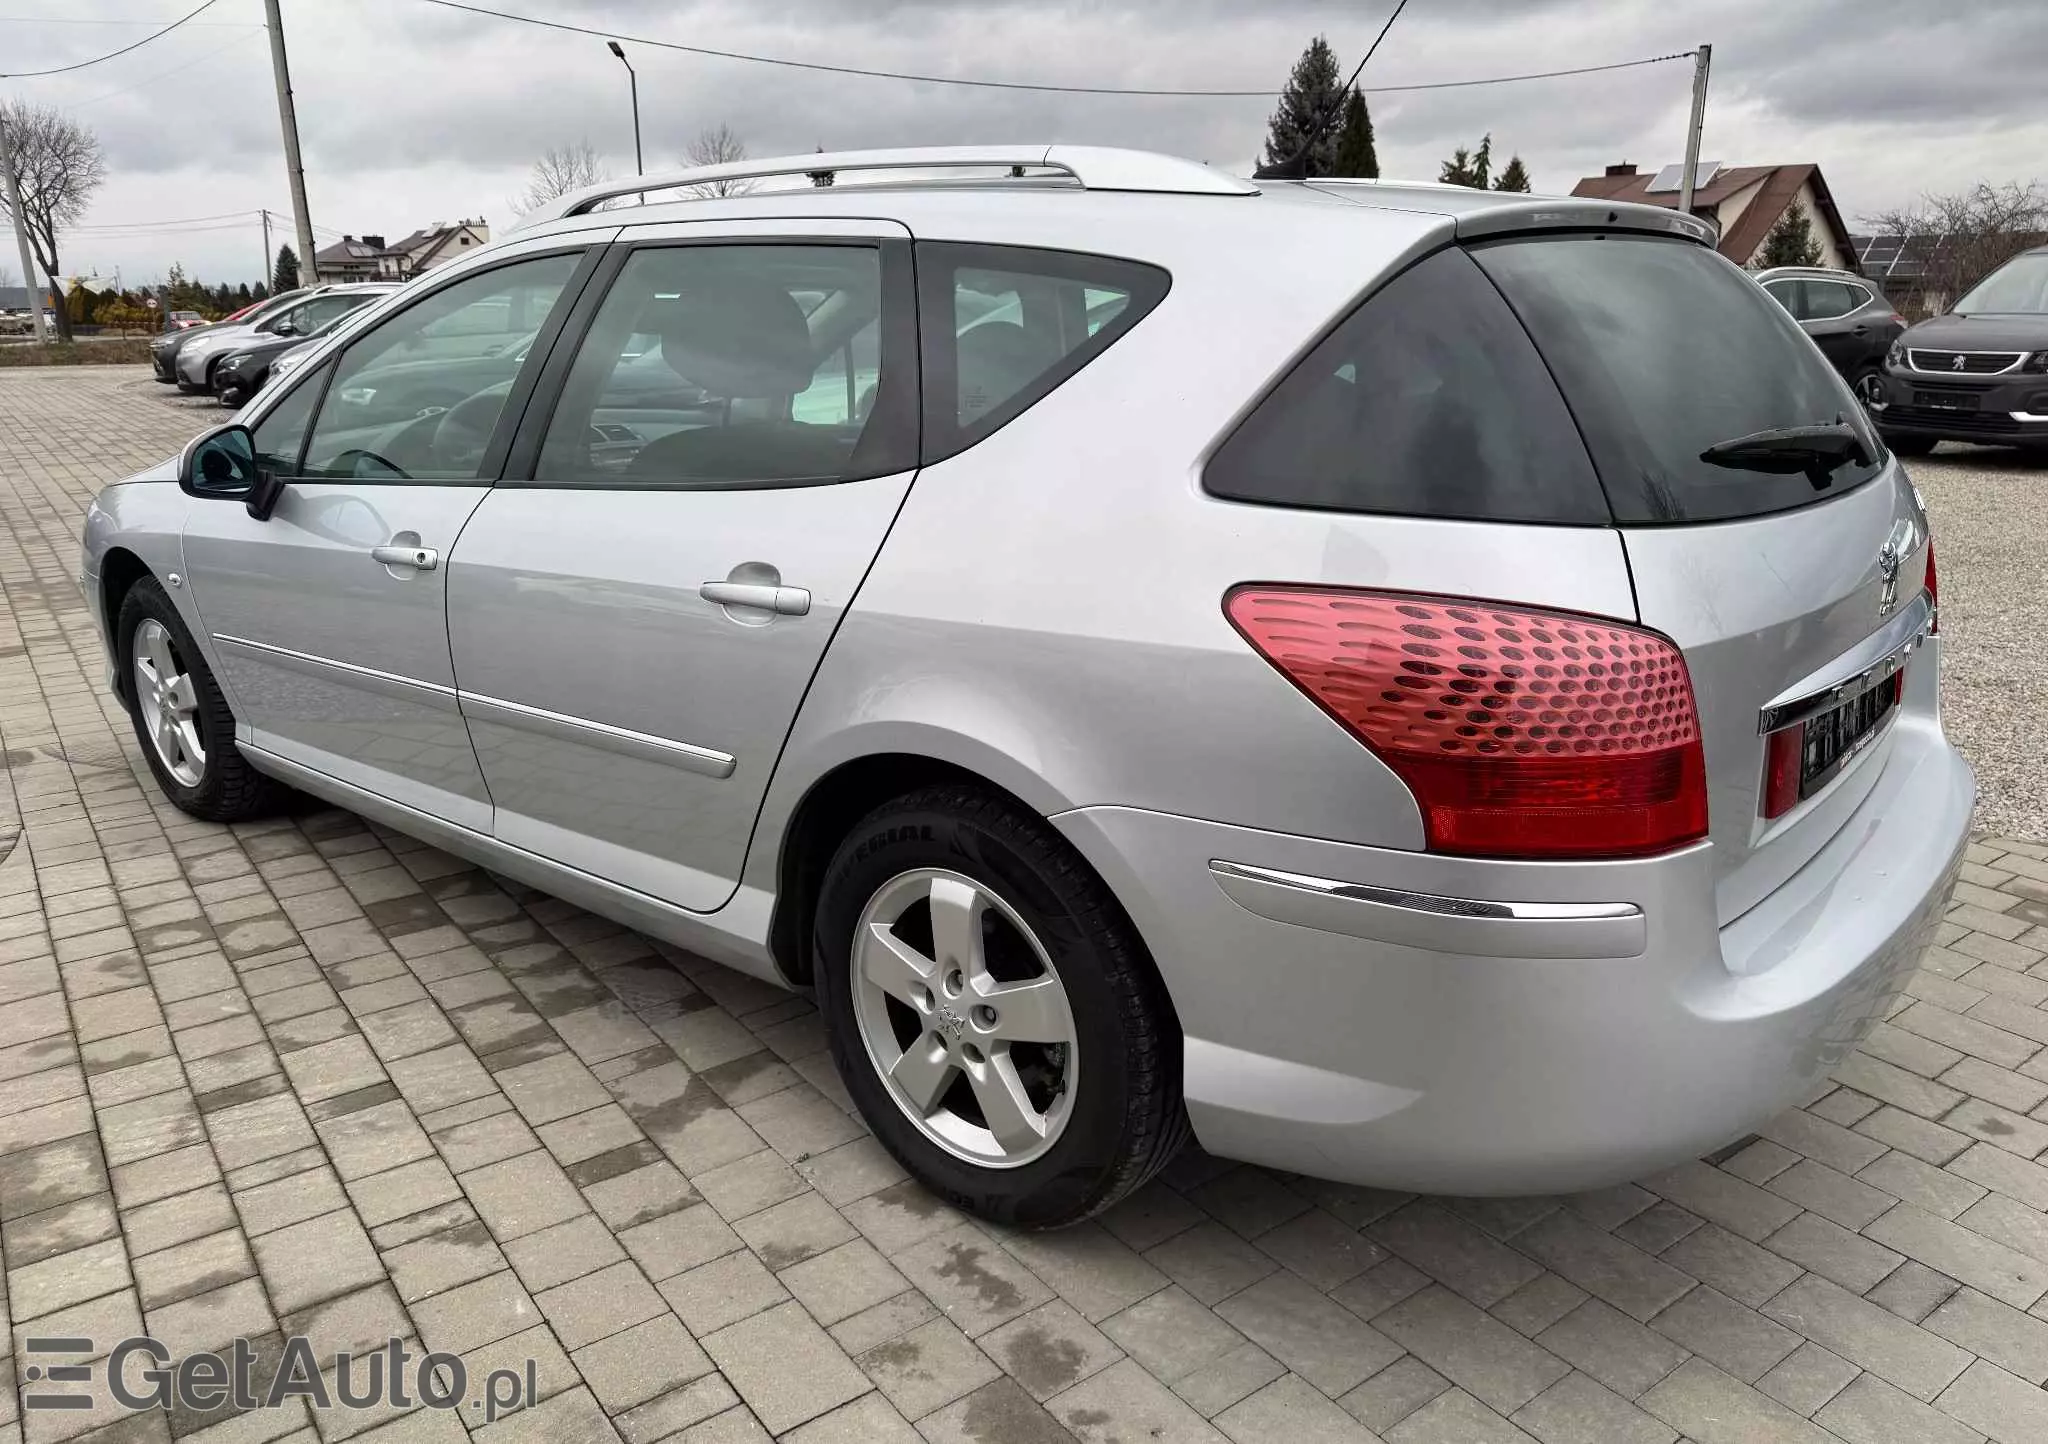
[7,0,2046,288]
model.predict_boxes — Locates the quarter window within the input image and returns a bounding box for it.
[918,243,1168,463]
[297,254,579,483]
[533,244,909,487]
[1204,247,1608,524]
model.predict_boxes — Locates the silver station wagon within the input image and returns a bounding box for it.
[83,147,1974,1227]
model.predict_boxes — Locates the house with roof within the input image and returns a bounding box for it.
[1570,161,1858,271]
[311,220,490,284]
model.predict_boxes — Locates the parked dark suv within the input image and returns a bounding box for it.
[1756,267,1905,410]
[1876,246,2048,453]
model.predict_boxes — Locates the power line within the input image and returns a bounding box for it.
[1361,51,1697,94]
[412,0,1692,100]
[64,30,266,109]
[0,0,226,78]
[0,13,256,25]
[73,208,266,230]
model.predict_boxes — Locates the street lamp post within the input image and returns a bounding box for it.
[606,41,643,177]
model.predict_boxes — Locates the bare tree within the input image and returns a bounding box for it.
[511,140,609,216]
[1863,180,2047,316]
[683,125,755,198]
[0,101,107,343]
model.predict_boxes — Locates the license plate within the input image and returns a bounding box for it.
[1800,676,1900,798]
[1914,391,1980,413]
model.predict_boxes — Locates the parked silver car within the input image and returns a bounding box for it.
[173,282,399,393]
[81,147,1973,1226]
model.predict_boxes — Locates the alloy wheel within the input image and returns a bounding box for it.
[851,868,1078,1168]
[1855,372,1887,411]
[133,618,206,787]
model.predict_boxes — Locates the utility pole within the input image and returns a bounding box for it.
[0,113,50,341]
[263,0,318,290]
[1677,43,1713,218]
[260,207,272,289]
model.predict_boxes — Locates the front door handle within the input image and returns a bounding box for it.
[370,544,439,570]
[699,581,809,616]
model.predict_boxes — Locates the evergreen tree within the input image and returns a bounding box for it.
[1493,156,1533,193]
[1263,35,1346,178]
[273,243,300,291]
[1439,147,1478,187]
[235,282,253,304]
[1469,134,1493,189]
[1331,91,1379,179]
[253,282,269,301]
[1759,202,1824,268]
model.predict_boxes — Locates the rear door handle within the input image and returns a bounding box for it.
[370,544,439,570]
[699,581,810,616]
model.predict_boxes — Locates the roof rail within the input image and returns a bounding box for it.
[515,145,1258,229]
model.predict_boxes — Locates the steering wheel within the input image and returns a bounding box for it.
[326,448,410,480]
[429,390,506,473]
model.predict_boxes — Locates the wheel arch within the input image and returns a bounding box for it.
[99,545,156,704]
[767,751,1049,986]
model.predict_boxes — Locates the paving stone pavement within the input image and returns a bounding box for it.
[5,366,2048,1443]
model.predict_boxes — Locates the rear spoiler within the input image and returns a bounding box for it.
[1452,198,1718,247]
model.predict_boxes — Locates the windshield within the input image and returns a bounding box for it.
[1473,234,1883,524]
[1954,251,2048,315]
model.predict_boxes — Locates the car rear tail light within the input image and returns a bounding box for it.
[1224,588,1708,860]
[1924,539,1938,634]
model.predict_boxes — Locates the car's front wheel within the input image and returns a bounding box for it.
[815,785,1188,1228]
[118,577,285,821]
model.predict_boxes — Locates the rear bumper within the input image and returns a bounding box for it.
[1055,706,1973,1195]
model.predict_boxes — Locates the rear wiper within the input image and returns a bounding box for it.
[1698,422,1872,490]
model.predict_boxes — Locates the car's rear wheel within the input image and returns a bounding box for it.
[1852,368,1886,412]
[118,578,286,822]
[1887,434,1938,456]
[815,785,1188,1228]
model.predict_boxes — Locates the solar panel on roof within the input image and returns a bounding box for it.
[1644,161,1722,193]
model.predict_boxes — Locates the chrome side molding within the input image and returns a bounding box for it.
[1208,859,1647,960]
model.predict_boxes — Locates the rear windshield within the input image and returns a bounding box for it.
[1472,234,1882,524]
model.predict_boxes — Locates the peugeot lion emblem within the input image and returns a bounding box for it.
[1877,538,1903,617]
[1952,354,1966,371]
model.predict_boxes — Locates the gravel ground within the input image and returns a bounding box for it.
[1910,444,2048,840]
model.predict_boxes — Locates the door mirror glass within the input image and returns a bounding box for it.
[271,320,297,337]
[180,425,258,499]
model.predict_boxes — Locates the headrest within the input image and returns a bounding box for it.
[956,321,1055,423]
[644,280,815,397]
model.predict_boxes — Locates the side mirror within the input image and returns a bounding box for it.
[178,424,285,521]
[271,320,297,337]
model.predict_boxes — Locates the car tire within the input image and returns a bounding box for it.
[117,577,287,822]
[814,785,1189,1228]
[1887,435,1938,457]
[1851,367,1887,413]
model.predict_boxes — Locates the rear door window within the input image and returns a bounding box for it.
[918,243,1167,463]
[1472,234,1882,524]
[1203,247,1608,524]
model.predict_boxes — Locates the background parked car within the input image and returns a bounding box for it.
[175,283,397,394]
[213,293,392,406]
[1875,245,2048,454]
[1756,266,1906,410]
[151,287,316,384]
